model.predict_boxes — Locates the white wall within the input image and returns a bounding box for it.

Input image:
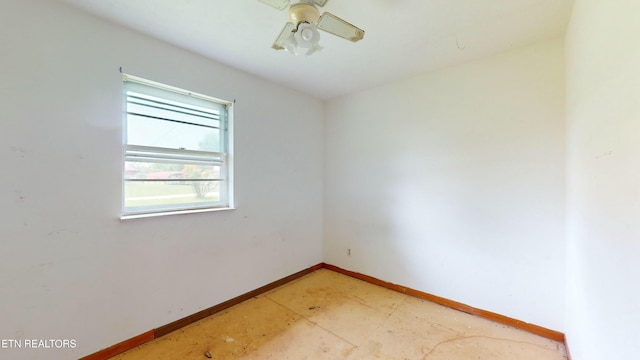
[13,1,634,358]
[565,1,640,359]
[325,39,566,331]
[0,1,323,359]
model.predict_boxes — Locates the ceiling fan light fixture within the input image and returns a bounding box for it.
[287,22,322,56]
[262,0,364,56]
[294,23,320,46]
[283,33,298,54]
[305,43,323,56]
[288,3,320,24]
[300,27,314,41]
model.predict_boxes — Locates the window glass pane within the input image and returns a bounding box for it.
[124,161,221,180]
[127,114,221,151]
[126,92,222,152]
[124,180,221,213]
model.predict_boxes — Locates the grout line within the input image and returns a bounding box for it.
[262,293,358,348]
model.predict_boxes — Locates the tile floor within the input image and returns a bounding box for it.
[112,269,567,360]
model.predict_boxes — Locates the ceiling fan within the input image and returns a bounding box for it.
[259,0,365,56]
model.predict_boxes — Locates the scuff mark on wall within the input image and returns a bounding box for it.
[10,146,26,158]
[594,150,613,160]
[14,190,25,202]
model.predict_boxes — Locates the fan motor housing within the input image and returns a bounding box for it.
[288,3,320,24]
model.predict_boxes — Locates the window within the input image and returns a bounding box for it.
[121,74,233,218]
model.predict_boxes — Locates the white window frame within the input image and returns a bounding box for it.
[121,74,234,219]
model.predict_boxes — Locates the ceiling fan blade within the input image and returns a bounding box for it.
[258,0,290,11]
[272,22,296,50]
[317,12,364,42]
[313,0,328,7]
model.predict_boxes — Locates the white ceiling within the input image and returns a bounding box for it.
[58,0,574,100]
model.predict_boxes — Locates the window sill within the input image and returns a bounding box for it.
[120,206,235,220]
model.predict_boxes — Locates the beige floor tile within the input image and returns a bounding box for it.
[399,296,564,354]
[112,296,353,360]
[265,270,406,346]
[346,303,461,359]
[244,318,355,360]
[421,336,567,360]
[346,296,566,360]
[264,270,406,316]
[110,269,566,360]
[303,297,391,346]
